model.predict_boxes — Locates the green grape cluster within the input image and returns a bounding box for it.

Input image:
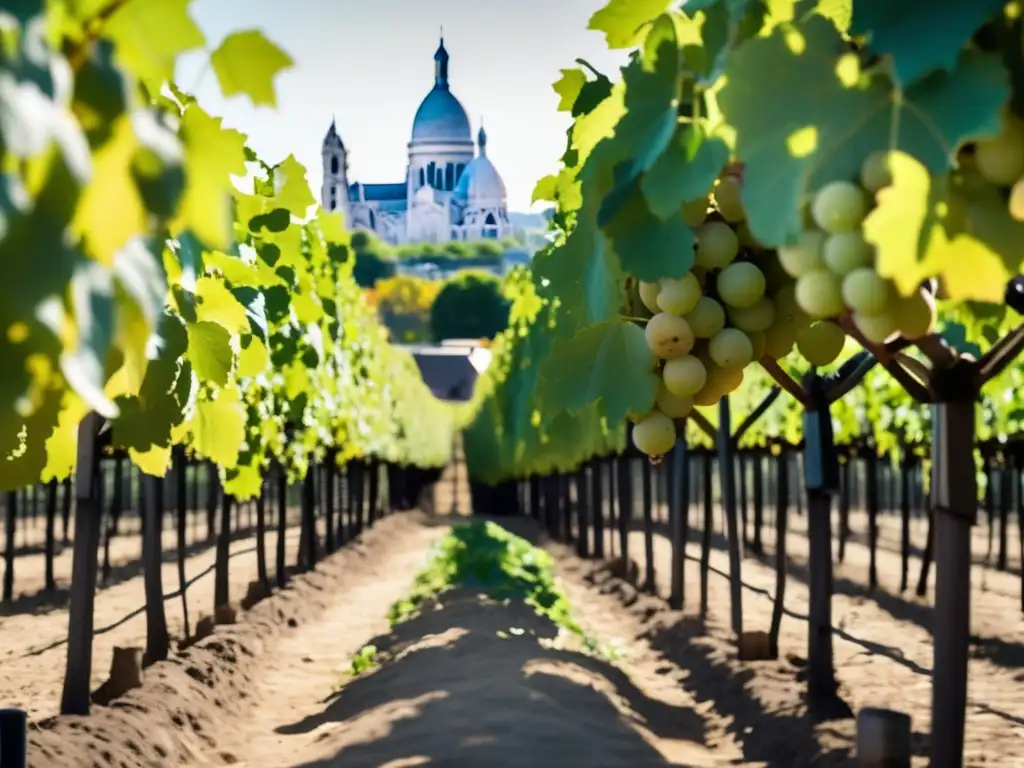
[780,155,937,348]
[631,171,812,457]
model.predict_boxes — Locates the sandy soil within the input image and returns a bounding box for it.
[2,510,305,721]
[24,511,445,767]
[572,500,1024,767]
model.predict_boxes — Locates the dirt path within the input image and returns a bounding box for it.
[229,516,747,768]
[230,517,448,766]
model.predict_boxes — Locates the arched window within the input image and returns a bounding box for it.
[455,163,466,183]
[419,167,425,187]
[445,163,454,190]
[484,212,497,239]
[368,210,376,229]
[330,156,339,175]
[427,162,436,187]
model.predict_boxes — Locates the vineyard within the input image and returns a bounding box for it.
[2,0,1024,766]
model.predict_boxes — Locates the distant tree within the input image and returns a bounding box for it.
[429,271,510,341]
[353,251,396,287]
[444,241,470,257]
[374,275,440,342]
[471,240,504,258]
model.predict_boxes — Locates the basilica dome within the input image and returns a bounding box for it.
[410,38,472,145]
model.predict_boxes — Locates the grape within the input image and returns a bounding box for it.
[639,281,661,313]
[778,230,826,277]
[763,321,797,359]
[841,267,893,315]
[860,151,894,192]
[662,354,707,396]
[719,365,744,394]
[709,328,754,368]
[974,111,1024,187]
[1012,175,1024,221]
[645,313,695,359]
[891,290,935,340]
[773,284,810,328]
[682,196,710,227]
[657,272,702,315]
[632,410,677,456]
[853,311,897,344]
[714,175,745,222]
[684,296,726,338]
[728,296,775,332]
[796,321,845,366]
[695,221,739,269]
[823,231,874,275]
[811,181,867,233]
[717,262,766,308]
[795,269,844,318]
[692,377,724,406]
[656,382,694,418]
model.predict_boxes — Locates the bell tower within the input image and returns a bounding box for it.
[321,118,351,226]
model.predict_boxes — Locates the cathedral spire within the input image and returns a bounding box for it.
[434,30,449,88]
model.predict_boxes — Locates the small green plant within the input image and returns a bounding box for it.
[386,521,606,655]
[349,645,379,676]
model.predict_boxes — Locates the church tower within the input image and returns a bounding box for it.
[321,119,351,226]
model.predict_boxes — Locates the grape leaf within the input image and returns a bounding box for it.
[588,0,672,48]
[863,152,1021,301]
[603,182,695,281]
[186,320,233,386]
[271,154,316,217]
[71,114,145,264]
[190,390,246,468]
[717,14,1009,247]
[553,69,587,112]
[174,105,248,250]
[532,204,619,332]
[210,29,294,108]
[641,124,728,218]
[850,0,1005,88]
[61,259,118,418]
[540,320,658,425]
[103,0,204,93]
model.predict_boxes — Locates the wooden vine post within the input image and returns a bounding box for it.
[60,411,104,715]
[688,387,779,656]
[760,351,878,717]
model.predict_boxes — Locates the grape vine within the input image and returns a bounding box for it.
[465,0,1024,480]
[0,0,453,493]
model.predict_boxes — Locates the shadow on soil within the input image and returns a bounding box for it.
[277,587,711,768]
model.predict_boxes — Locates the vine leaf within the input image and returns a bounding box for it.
[540,320,658,425]
[587,0,673,49]
[532,204,619,332]
[186,319,233,386]
[210,29,294,108]
[864,152,1021,301]
[603,182,695,281]
[850,0,1006,88]
[104,0,205,94]
[717,14,1009,247]
[173,105,248,251]
[190,390,246,469]
[641,124,729,218]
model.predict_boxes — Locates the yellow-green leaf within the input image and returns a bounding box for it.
[210,29,294,108]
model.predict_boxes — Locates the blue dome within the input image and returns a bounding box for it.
[411,86,472,143]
